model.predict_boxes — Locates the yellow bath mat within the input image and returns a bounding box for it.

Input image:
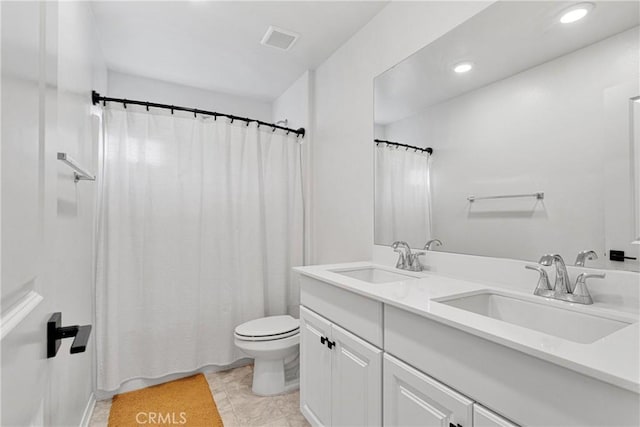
[108,374,223,427]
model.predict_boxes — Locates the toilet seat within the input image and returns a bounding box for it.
[234,315,300,342]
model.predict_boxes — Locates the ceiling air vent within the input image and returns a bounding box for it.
[261,26,299,51]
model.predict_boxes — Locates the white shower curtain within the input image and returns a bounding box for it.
[375,144,432,248]
[95,107,303,392]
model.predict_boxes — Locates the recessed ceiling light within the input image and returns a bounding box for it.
[559,3,594,24]
[453,62,473,74]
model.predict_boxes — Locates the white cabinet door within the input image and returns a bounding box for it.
[331,323,382,427]
[473,404,518,427]
[384,354,474,427]
[300,306,333,427]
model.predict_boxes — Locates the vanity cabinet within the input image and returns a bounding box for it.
[384,354,473,427]
[297,269,637,427]
[473,405,518,427]
[300,306,382,427]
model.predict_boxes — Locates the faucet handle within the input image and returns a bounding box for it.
[576,272,606,282]
[572,273,605,305]
[394,252,406,269]
[392,241,412,269]
[525,264,553,296]
[407,252,425,271]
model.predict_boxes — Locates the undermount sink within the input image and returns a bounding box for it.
[435,291,635,344]
[330,267,417,284]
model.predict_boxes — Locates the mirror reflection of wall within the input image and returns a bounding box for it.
[374,1,640,271]
[633,98,640,246]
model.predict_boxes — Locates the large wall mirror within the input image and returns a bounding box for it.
[374,1,640,272]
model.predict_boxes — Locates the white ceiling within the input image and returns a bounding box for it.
[375,1,640,125]
[91,1,387,101]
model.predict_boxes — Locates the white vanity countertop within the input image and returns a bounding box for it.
[294,262,640,393]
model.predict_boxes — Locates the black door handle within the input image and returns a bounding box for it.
[320,336,327,345]
[47,312,92,358]
[327,340,336,349]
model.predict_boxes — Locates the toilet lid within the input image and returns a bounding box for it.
[235,315,300,341]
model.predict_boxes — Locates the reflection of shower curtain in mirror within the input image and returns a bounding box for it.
[375,146,432,248]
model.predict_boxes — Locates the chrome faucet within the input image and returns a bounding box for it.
[539,254,571,294]
[391,241,424,271]
[424,239,442,251]
[575,250,597,267]
[526,253,605,305]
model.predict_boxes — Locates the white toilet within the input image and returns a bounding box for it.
[234,315,300,396]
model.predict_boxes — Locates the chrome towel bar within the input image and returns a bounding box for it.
[467,192,544,202]
[57,152,95,183]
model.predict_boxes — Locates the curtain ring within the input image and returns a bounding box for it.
[246,121,250,127]
[102,100,106,107]
[287,130,290,135]
[145,104,149,112]
[272,126,276,132]
[171,106,174,115]
[230,118,234,124]
[123,100,127,109]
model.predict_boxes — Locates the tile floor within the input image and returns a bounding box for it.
[89,364,310,427]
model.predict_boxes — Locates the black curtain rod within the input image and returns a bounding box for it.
[375,139,433,155]
[92,90,305,138]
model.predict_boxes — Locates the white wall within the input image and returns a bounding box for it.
[310,1,493,264]
[382,27,640,269]
[273,71,310,131]
[108,70,272,122]
[272,71,313,266]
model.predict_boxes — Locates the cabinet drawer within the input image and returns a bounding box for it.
[300,275,383,347]
[474,405,519,427]
[383,353,473,427]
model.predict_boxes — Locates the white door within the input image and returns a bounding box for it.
[1,1,58,425]
[473,405,519,427]
[330,323,382,427]
[300,306,333,427]
[383,354,473,427]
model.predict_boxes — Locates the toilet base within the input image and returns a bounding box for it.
[251,359,298,396]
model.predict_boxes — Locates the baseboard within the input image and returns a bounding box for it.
[79,393,96,427]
